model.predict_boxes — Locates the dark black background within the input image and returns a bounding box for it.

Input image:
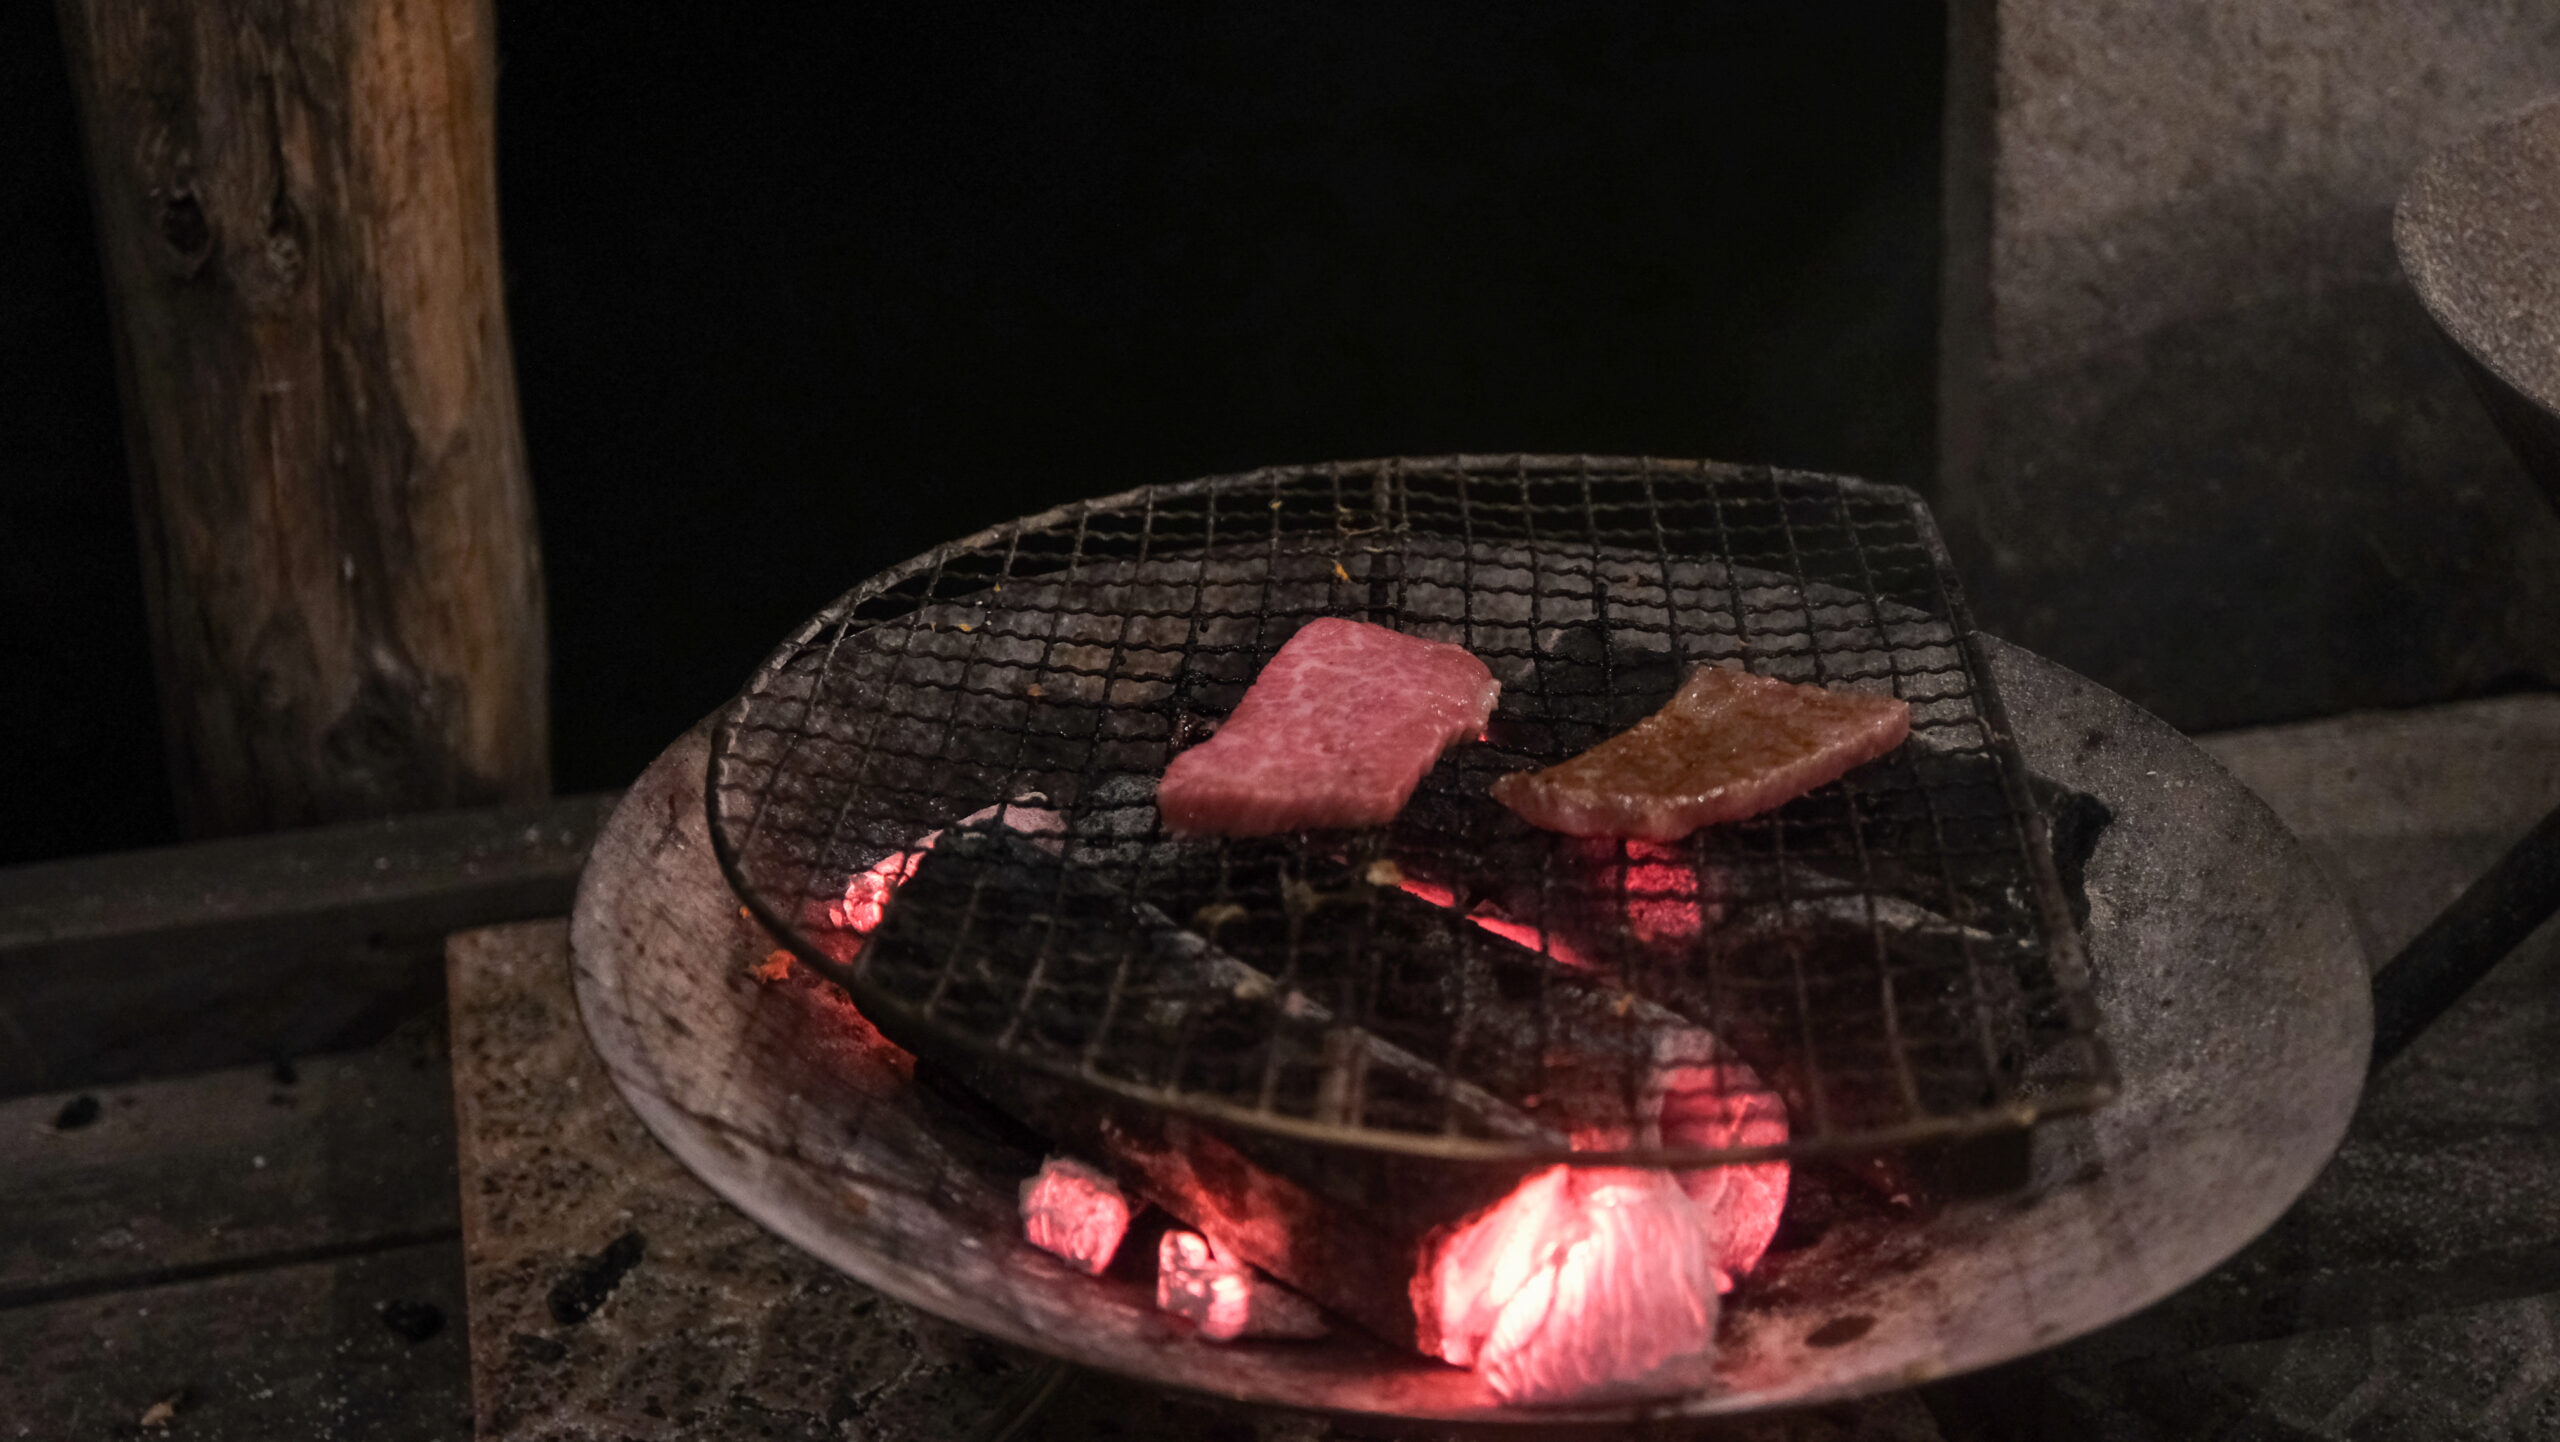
[0,2,1944,865]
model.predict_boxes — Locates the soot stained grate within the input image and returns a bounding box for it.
[707,455,2114,1163]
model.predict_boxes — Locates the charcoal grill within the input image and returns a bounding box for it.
[564,452,2369,1425]
[569,629,2365,1424]
[706,455,2114,1167]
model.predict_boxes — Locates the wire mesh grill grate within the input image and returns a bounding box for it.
[708,456,2114,1164]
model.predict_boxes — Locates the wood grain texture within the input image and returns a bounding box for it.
[0,1012,457,1304]
[0,791,607,1099]
[0,1017,467,1441]
[56,0,547,836]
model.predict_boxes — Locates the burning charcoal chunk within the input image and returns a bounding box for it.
[818,796,1063,956]
[1155,1230,1328,1341]
[1414,1165,1720,1404]
[1758,745,2110,941]
[867,826,1557,1150]
[858,826,1792,1367]
[1656,1045,1792,1291]
[1492,666,1911,841]
[1393,835,1728,976]
[1019,1156,1133,1275]
[1158,618,1500,835]
[1526,621,1689,739]
[1539,1025,1792,1295]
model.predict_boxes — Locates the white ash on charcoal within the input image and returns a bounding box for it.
[1533,1023,1791,1294]
[1415,1164,1720,1405]
[1018,1155,1133,1276]
[1154,1230,1328,1341]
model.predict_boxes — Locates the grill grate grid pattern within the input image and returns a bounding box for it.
[708,456,2113,1164]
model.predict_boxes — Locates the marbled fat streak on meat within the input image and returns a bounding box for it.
[1492,666,1911,841]
[1158,618,1500,835]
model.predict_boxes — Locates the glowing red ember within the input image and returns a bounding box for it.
[1395,837,1719,974]
[821,797,1063,957]
[1618,839,1713,944]
[1414,1165,1720,1404]
[1653,1031,1790,1291]
[1156,1230,1328,1341]
[1020,1156,1132,1276]
[1158,618,1499,835]
[1403,974,1790,1400]
[1394,877,1601,971]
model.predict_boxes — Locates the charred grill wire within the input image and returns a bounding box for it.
[707,456,2114,1166]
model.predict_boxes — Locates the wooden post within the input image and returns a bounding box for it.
[56,0,547,836]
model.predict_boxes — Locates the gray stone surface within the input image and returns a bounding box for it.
[2398,92,2560,520]
[1943,2,2560,731]
[2041,1292,2560,1441]
[2202,694,2560,962]
[2397,96,2560,419]
[453,920,1023,1440]
[1939,695,2560,1438]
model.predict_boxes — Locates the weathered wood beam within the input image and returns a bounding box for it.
[0,790,611,1098]
[56,0,548,835]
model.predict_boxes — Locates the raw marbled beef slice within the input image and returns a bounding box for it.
[1158,617,1500,835]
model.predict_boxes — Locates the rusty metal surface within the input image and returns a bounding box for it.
[568,639,2368,1425]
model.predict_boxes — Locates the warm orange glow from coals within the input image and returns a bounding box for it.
[1156,1229,1328,1342]
[1396,879,1601,971]
[1411,1026,1792,1400]
[1657,1047,1790,1290]
[1394,839,1715,971]
[1159,1230,1257,1340]
[1414,1164,1721,1404]
[1019,1156,1131,1276]
[1394,867,1789,1402]
[815,799,1063,960]
[826,849,924,941]
[1620,839,1710,944]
